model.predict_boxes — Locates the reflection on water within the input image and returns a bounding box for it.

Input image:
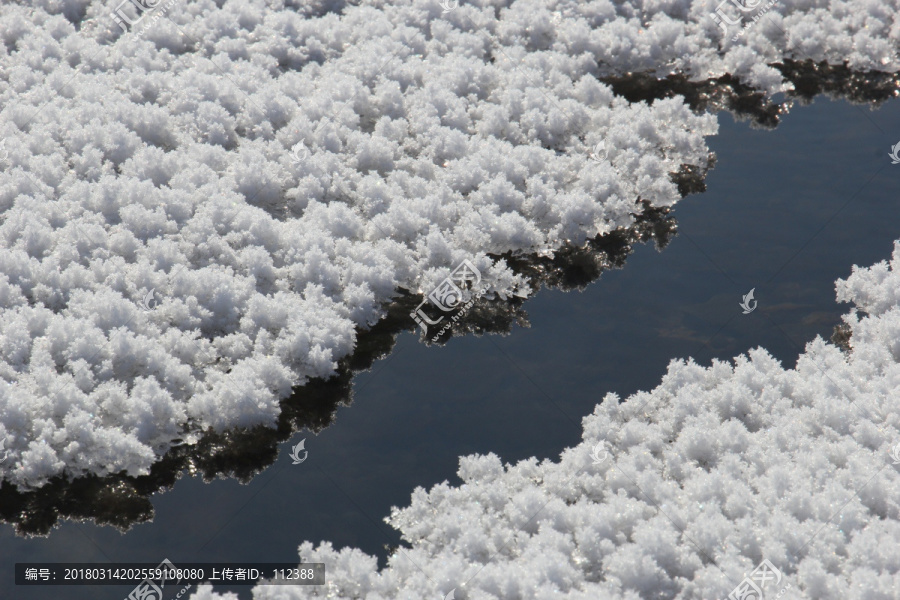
[1,59,899,599]
[604,58,900,129]
[1,59,897,537]
[0,199,679,536]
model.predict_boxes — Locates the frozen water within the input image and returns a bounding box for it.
[0,0,896,488]
[190,243,900,599]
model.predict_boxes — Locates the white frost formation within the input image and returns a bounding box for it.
[0,0,896,487]
[190,244,900,599]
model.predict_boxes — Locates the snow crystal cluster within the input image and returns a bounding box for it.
[189,244,900,599]
[0,0,896,487]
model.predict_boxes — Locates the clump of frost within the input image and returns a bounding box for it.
[0,0,898,487]
[0,0,719,488]
[190,243,900,599]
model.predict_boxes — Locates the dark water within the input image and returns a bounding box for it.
[3,95,900,599]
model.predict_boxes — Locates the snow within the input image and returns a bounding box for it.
[189,243,900,599]
[0,0,896,486]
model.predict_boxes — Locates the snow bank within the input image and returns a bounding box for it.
[0,0,896,487]
[188,243,900,599]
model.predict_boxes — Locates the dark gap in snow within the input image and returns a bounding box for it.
[602,59,900,129]
[0,204,678,535]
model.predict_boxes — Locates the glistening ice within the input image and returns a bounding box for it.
[0,0,895,491]
[189,243,900,600]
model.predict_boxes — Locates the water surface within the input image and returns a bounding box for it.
[3,94,900,599]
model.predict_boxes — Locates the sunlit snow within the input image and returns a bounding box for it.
[191,242,900,600]
[0,0,896,491]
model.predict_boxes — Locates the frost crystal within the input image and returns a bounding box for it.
[191,243,900,599]
[0,0,897,487]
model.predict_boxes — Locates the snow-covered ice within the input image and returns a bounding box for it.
[188,242,900,599]
[0,0,897,487]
